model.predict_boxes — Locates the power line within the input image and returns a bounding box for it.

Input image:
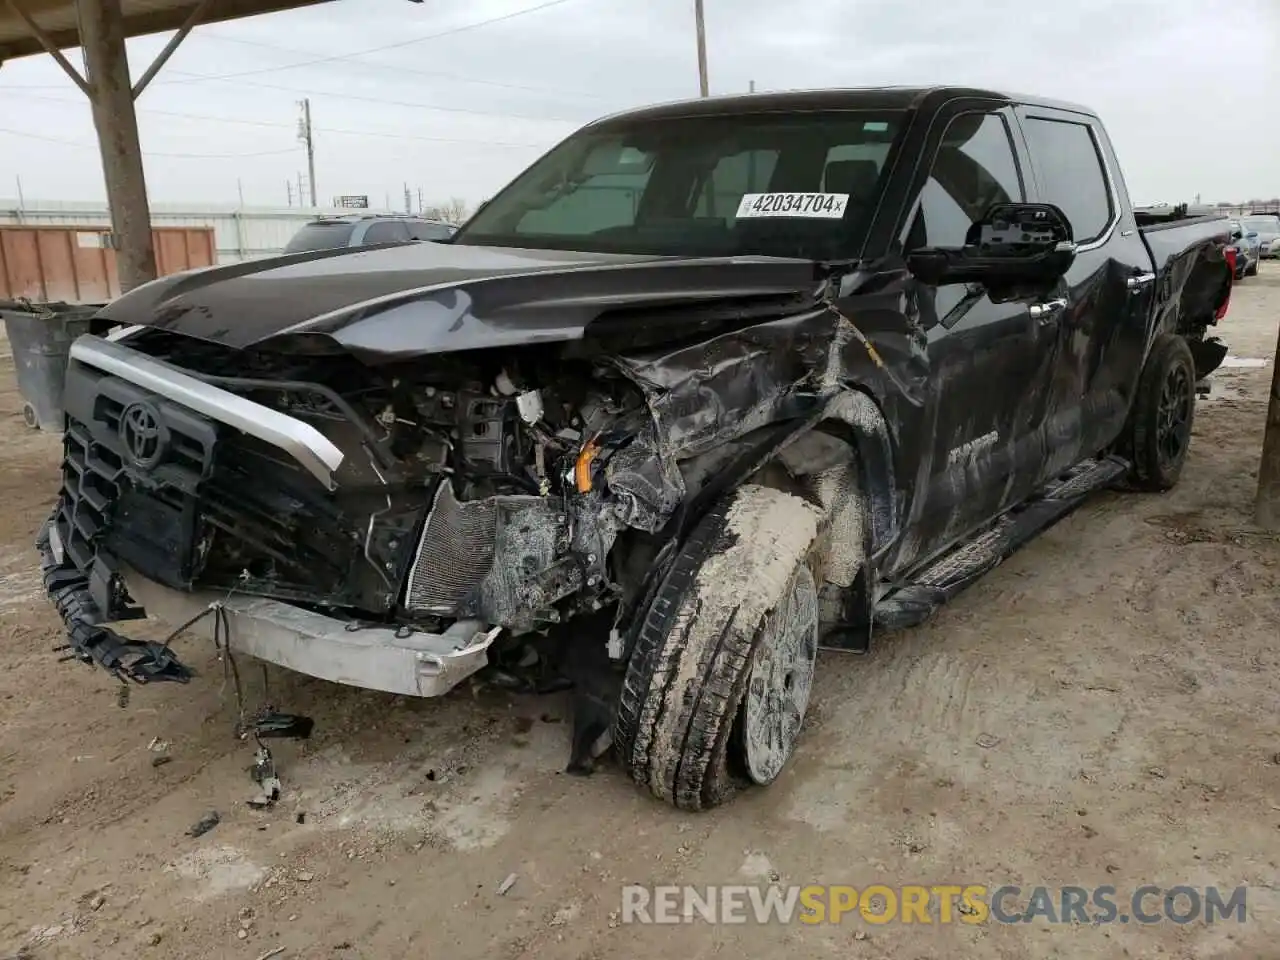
[0,72,601,121]
[190,31,611,101]
[139,73,589,123]
[155,0,582,86]
[0,126,298,159]
[0,89,556,147]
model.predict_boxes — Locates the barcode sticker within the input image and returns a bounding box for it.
[735,192,849,220]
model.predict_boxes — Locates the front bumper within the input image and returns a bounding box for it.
[41,512,502,697]
[123,569,502,697]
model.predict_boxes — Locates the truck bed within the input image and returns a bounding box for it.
[1137,212,1231,378]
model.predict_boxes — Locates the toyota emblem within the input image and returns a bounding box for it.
[119,401,167,469]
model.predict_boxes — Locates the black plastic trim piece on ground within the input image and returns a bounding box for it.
[37,511,193,686]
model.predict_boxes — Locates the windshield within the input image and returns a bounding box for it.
[454,110,906,260]
[1242,216,1279,234]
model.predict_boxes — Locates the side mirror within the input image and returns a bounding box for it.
[906,202,1076,288]
[1231,230,1244,241]
[1247,231,1260,239]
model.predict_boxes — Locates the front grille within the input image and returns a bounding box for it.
[56,420,124,579]
[404,480,498,615]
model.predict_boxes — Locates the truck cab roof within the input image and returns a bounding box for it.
[586,86,1099,129]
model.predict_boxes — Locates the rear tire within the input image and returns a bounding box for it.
[613,484,822,811]
[1246,262,1259,277]
[1124,333,1197,491]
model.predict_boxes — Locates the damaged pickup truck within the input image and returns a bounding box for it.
[37,87,1232,810]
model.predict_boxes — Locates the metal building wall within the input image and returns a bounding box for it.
[0,198,397,266]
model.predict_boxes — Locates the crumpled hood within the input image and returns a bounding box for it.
[100,240,822,356]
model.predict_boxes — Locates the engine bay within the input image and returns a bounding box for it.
[100,330,657,636]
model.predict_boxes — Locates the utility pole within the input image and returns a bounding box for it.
[694,0,709,97]
[285,179,293,207]
[404,182,411,214]
[297,171,305,209]
[297,98,317,207]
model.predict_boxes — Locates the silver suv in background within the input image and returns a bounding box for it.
[282,214,457,254]
[1240,214,1280,259]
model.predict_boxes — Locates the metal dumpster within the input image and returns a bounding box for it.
[1,300,103,432]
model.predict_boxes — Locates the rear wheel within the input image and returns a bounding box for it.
[1124,333,1197,491]
[613,484,822,810]
[1246,261,1259,277]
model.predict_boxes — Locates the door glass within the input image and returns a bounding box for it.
[1022,117,1113,242]
[906,112,1023,250]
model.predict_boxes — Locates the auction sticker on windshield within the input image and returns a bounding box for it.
[736,193,849,219]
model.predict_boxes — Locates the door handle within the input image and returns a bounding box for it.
[1029,298,1067,320]
[1126,272,1156,291]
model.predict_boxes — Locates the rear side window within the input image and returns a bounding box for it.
[906,111,1024,250]
[1022,117,1113,242]
[282,222,355,253]
[408,221,455,241]
[362,220,412,244]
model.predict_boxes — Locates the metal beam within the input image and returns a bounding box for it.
[3,0,90,94]
[130,0,212,98]
[0,0,334,62]
[78,0,156,291]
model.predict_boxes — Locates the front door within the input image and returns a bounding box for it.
[899,107,1062,562]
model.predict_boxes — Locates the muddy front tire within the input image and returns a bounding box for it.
[1125,333,1197,491]
[613,484,822,811]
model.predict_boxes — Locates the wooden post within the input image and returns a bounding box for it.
[78,0,157,292]
[1255,320,1280,529]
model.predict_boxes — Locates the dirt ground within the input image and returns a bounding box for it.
[1,269,1278,960]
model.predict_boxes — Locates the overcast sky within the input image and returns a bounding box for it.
[0,0,1276,210]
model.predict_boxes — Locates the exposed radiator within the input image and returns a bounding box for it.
[404,480,499,615]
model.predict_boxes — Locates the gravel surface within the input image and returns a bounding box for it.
[1,267,1277,959]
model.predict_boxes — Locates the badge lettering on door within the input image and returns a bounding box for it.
[947,431,999,466]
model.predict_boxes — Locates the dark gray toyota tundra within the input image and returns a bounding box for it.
[38,87,1232,810]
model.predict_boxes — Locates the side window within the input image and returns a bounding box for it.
[408,222,453,241]
[1022,117,1113,242]
[906,112,1023,250]
[362,221,411,244]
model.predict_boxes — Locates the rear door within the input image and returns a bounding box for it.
[900,104,1061,556]
[1013,106,1153,477]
